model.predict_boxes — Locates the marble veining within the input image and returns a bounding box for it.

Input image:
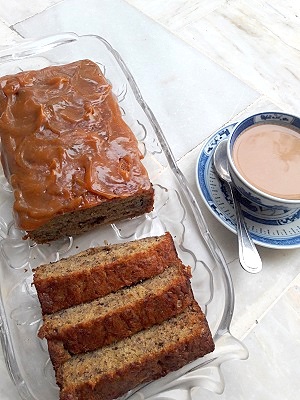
[128,0,300,113]
[126,0,227,30]
[0,19,20,45]
[0,0,62,26]
[177,0,300,114]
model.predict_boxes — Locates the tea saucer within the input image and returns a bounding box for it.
[196,123,300,249]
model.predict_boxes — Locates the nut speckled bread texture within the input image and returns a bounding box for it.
[38,262,194,355]
[55,302,214,400]
[34,233,215,400]
[34,232,178,314]
[0,59,154,244]
[28,193,154,244]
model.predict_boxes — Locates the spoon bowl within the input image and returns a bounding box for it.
[213,139,262,274]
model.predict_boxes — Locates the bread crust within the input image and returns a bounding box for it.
[34,232,178,314]
[57,302,215,400]
[38,263,193,355]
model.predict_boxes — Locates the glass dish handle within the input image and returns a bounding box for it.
[0,33,78,62]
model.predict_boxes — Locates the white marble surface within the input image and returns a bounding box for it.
[127,0,300,114]
[0,1,299,399]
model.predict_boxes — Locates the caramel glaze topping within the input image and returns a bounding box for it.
[0,60,151,231]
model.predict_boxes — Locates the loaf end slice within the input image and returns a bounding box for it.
[28,190,154,244]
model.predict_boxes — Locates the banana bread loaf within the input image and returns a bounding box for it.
[34,232,178,314]
[0,59,154,243]
[54,302,214,400]
[38,262,194,354]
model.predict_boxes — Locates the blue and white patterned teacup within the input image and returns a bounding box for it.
[227,112,300,211]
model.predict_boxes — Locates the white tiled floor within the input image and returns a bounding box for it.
[0,1,299,399]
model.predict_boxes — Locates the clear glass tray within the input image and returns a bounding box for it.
[0,33,248,400]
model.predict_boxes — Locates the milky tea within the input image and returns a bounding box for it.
[232,123,300,200]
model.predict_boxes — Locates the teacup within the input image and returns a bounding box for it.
[227,112,300,210]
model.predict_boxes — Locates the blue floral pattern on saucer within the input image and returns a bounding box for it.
[196,124,300,249]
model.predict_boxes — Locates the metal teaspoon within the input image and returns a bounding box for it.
[213,139,262,273]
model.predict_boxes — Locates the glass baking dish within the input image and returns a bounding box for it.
[0,33,248,400]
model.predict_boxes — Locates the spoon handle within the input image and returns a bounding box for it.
[230,186,263,273]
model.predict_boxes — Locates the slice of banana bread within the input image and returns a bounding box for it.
[34,232,178,314]
[38,262,193,354]
[55,302,214,400]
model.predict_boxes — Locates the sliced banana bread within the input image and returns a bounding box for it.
[38,262,193,354]
[34,232,178,314]
[55,302,214,400]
